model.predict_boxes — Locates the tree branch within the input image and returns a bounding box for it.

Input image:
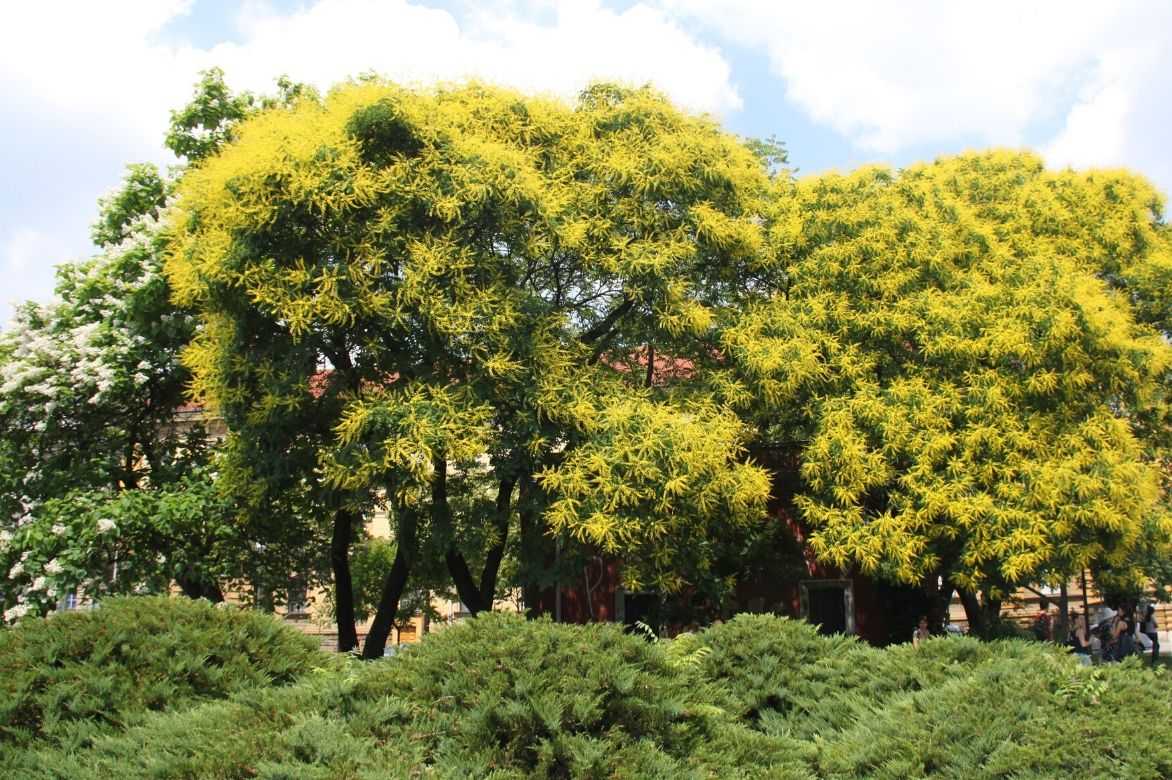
[580,297,635,346]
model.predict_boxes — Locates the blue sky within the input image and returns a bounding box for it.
[2,0,1170,322]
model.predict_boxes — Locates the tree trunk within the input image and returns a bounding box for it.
[985,596,1003,634]
[930,577,955,632]
[445,477,515,615]
[958,589,982,635]
[477,478,514,606]
[447,548,485,614]
[956,585,993,637]
[1081,569,1091,624]
[958,589,1002,638]
[1057,581,1069,642]
[430,455,481,614]
[331,506,359,653]
[362,504,418,659]
[518,472,548,618]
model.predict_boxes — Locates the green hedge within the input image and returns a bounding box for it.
[3,604,1171,778]
[0,596,325,750]
[6,614,719,779]
[687,614,1062,740]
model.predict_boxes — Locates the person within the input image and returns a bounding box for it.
[913,615,931,647]
[1032,604,1052,642]
[1068,610,1092,666]
[1142,603,1159,668]
[1105,609,1122,662]
[1097,608,1117,660]
[1110,604,1136,662]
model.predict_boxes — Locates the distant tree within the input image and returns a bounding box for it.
[0,163,195,618]
[165,67,257,164]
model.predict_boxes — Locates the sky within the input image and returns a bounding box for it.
[2,0,1171,323]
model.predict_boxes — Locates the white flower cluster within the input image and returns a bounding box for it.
[14,496,35,527]
[0,210,163,384]
[186,124,215,143]
[0,300,123,416]
[3,604,30,622]
[5,549,71,622]
[0,208,179,495]
[96,517,117,534]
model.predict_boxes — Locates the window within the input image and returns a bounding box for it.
[285,579,309,618]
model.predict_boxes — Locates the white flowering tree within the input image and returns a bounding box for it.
[0,72,329,622]
[0,164,192,617]
[0,463,326,622]
[1,165,178,495]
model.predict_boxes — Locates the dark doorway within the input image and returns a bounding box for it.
[801,579,854,635]
[808,586,846,634]
[621,592,661,637]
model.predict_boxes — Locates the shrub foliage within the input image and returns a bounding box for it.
[2,603,1171,778]
[0,596,323,750]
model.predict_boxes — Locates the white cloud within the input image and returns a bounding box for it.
[663,0,1172,194]
[0,0,740,319]
[1043,40,1172,198]
[0,1,202,148]
[212,0,740,113]
[3,228,58,273]
[452,1,740,114]
[1,0,739,150]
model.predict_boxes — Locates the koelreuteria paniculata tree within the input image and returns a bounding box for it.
[724,151,1172,598]
[166,80,774,653]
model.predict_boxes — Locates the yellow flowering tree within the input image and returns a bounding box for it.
[166,80,773,657]
[724,152,1172,631]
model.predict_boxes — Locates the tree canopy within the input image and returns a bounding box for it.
[165,79,776,655]
[722,151,1172,616]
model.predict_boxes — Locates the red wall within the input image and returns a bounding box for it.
[529,557,621,624]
